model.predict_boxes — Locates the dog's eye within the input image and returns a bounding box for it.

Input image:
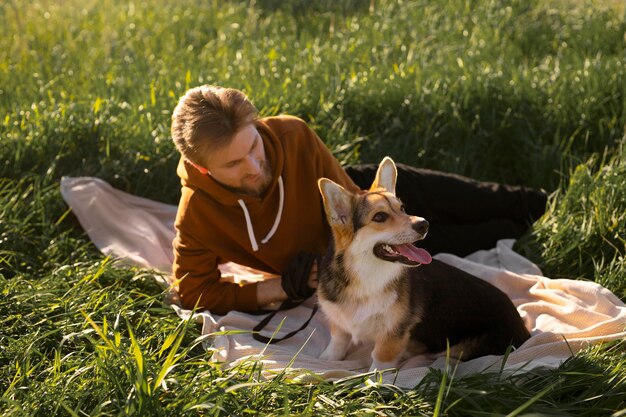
[400,205,406,213]
[372,212,388,223]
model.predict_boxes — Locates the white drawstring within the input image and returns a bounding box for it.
[261,176,284,244]
[238,176,284,252]
[238,199,259,252]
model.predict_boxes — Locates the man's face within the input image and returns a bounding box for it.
[205,124,272,197]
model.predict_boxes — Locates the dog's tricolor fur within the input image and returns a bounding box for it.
[317,157,530,371]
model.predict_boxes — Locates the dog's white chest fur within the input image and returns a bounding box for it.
[321,252,408,344]
[320,288,399,345]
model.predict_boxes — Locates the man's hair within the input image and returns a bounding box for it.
[171,85,259,167]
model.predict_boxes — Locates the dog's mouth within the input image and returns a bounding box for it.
[374,243,432,266]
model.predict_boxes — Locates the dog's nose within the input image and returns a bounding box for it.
[411,218,429,236]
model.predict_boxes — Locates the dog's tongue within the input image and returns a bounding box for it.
[395,243,432,265]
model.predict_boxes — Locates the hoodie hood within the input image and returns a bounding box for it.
[177,118,285,208]
[176,119,286,251]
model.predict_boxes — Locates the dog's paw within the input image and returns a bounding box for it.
[319,345,345,362]
[320,332,351,361]
[369,359,398,373]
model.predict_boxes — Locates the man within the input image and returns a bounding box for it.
[171,85,546,315]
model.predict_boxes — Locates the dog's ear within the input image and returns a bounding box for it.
[369,156,397,195]
[318,178,353,227]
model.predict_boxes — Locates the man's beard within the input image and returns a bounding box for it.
[225,159,273,197]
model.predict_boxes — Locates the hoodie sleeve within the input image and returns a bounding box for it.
[172,193,259,315]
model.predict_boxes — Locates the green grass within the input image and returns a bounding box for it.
[517,141,626,300]
[1,0,625,415]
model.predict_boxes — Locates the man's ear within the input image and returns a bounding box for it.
[369,156,397,195]
[187,160,209,175]
[318,178,354,227]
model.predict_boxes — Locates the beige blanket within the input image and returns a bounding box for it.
[61,176,626,387]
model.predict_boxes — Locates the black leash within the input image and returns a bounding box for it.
[251,301,319,344]
[252,252,321,344]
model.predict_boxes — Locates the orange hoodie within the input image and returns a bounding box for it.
[172,115,359,314]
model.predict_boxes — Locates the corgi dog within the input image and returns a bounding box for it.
[317,157,530,371]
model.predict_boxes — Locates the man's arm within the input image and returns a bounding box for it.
[173,225,261,314]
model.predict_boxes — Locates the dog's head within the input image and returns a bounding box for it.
[318,157,432,267]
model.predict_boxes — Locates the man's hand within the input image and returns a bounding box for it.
[256,254,319,309]
[256,276,287,308]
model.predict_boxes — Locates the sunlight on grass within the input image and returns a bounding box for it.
[1,0,625,415]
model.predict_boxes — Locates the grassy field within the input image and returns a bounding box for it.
[1,0,625,415]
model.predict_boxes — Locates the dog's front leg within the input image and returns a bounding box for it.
[369,333,409,372]
[320,322,352,361]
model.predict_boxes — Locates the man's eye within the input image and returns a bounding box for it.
[372,212,388,223]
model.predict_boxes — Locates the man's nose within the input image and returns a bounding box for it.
[244,156,261,174]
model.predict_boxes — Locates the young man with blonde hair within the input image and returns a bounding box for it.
[171,85,546,315]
